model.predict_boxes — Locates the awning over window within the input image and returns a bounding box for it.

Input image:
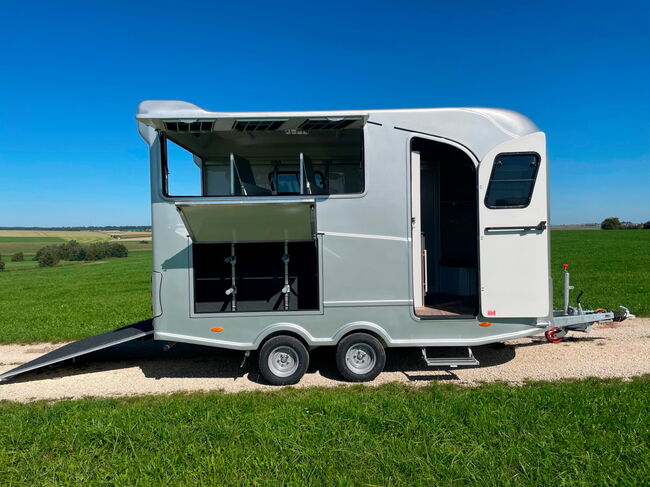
[176,200,316,243]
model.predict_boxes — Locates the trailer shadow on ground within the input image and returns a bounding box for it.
[5,339,518,386]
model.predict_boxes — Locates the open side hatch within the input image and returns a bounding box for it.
[176,200,316,244]
[176,200,320,314]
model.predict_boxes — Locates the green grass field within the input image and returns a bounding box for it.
[1,378,648,485]
[0,230,648,344]
[551,230,650,316]
[1,259,89,271]
[0,252,151,343]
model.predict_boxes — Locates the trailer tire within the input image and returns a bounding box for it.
[336,333,386,382]
[258,335,309,385]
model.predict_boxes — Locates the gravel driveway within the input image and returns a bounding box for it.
[1,318,648,403]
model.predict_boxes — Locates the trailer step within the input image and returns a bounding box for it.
[421,347,480,368]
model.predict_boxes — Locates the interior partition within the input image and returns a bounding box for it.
[412,138,479,317]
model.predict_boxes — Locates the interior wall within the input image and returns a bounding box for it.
[419,164,438,291]
[412,138,478,299]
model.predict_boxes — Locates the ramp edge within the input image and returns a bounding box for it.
[0,319,154,381]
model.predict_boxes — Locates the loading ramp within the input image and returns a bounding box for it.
[0,319,154,381]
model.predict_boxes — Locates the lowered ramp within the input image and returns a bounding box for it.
[0,319,153,381]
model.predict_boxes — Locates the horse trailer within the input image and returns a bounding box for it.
[1,101,626,384]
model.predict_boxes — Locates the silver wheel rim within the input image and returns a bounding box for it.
[345,343,376,375]
[268,346,299,378]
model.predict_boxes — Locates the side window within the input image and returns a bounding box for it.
[485,153,540,208]
[161,124,364,198]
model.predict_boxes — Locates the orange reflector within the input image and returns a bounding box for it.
[210,327,223,332]
[479,322,492,327]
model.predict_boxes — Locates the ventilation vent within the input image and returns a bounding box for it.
[232,119,287,131]
[298,118,359,130]
[164,121,214,133]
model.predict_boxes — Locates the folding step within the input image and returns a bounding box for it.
[421,347,480,368]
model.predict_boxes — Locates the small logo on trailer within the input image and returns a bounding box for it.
[487,310,496,316]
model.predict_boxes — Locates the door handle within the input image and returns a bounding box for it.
[485,221,547,232]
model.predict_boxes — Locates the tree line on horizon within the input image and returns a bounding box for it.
[601,217,650,230]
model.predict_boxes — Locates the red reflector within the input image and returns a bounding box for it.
[487,310,496,316]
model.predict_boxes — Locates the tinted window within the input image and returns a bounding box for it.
[485,154,540,208]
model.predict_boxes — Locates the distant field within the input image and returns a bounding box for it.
[0,230,113,241]
[552,224,601,230]
[108,231,152,241]
[0,236,64,242]
[0,230,151,256]
[121,240,153,252]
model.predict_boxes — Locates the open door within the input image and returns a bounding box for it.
[411,151,425,308]
[478,132,550,318]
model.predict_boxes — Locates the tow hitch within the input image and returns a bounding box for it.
[546,264,632,343]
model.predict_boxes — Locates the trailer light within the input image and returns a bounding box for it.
[479,322,492,327]
[211,327,224,332]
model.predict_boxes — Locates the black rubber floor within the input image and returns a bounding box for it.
[0,319,154,381]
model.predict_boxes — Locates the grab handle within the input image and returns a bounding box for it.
[485,221,547,232]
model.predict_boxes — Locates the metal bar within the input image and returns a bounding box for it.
[422,234,428,293]
[563,267,573,315]
[226,243,237,312]
[229,152,236,195]
[299,153,305,195]
[553,311,614,328]
[283,241,290,311]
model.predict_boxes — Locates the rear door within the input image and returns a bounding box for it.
[478,132,550,318]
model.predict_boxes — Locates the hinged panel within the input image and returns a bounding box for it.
[176,200,316,243]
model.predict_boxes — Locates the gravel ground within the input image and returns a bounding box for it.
[1,318,648,403]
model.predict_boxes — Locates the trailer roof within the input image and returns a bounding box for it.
[136,101,540,160]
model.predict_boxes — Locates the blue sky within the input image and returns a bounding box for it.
[0,0,648,226]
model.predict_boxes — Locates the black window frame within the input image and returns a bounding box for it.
[484,152,541,209]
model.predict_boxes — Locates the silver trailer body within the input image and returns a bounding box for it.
[136,101,555,350]
[2,101,623,383]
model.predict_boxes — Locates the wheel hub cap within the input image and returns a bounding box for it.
[268,346,299,377]
[345,344,376,374]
